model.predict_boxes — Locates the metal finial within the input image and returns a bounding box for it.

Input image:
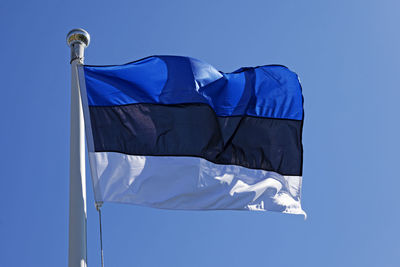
[67,28,90,47]
[67,28,90,63]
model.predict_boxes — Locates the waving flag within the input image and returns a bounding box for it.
[78,55,305,215]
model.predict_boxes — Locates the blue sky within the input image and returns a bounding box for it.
[1,0,400,266]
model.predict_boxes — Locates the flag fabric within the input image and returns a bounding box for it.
[78,55,305,215]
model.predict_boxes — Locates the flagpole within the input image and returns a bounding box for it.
[67,28,90,267]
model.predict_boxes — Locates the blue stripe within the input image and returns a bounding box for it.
[84,56,303,120]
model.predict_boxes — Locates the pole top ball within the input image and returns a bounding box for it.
[67,28,90,47]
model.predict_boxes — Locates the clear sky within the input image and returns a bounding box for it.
[1,0,399,266]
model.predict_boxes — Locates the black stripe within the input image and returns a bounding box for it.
[89,103,303,175]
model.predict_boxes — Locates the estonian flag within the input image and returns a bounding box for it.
[78,56,305,215]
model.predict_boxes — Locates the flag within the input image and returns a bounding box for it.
[78,55,305,215]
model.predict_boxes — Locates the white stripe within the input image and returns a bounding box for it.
[89,152,305,216]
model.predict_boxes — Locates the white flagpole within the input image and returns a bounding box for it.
[67,29,90,267]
